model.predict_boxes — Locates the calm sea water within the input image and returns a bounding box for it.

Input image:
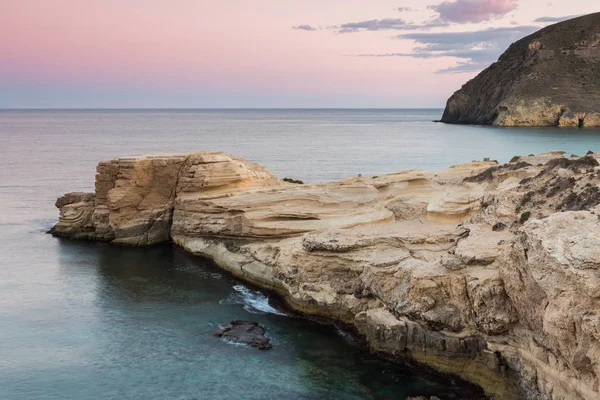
[2,109,600,400]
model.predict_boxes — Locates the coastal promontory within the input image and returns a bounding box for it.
[442,13,600,127]
[52,151,600,399]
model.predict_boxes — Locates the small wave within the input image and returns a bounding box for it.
[219,337,252,348]
[36,218,59,233]
[335,328,359,344]
[219,285,287,316]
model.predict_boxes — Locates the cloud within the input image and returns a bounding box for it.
[534,15,580,23]
[431,0,518,23]
[336,0,518,33]
[436,62,492,73]
[336,18,448,33]
[358,26,537,74]
[337,18,410,33]
[292,25,318,31]
[397,26,534,47]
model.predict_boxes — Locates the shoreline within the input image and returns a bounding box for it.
[50,234,491,398]
[171,235,518,400]
[50,151,600,400]
[177,244,490,399]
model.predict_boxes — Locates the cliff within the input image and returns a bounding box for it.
[441,13,600,127]
[52,151,600,400]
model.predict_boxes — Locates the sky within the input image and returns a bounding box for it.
[0,1,597,108]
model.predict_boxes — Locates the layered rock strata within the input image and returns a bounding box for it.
[50,152,279,245]
[52,151,600,400]
[442,13,600,127]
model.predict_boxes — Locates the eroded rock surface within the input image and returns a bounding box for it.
[50,152,280,245]
[442,13,600,127]
[52,151,600,399]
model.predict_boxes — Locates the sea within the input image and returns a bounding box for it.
[1,109,599,400]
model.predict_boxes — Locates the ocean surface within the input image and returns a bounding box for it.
[2,109,600,400]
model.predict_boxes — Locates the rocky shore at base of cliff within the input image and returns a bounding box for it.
[441,13,600,128]
[51,151,600,400]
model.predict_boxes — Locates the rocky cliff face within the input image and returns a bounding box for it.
[442,13,600,127]
[50,152,280,245]
[52,151,600,400]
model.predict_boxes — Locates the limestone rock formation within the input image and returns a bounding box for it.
[52,151,600,400]
[50,152,280,245]
[442,13,600,127]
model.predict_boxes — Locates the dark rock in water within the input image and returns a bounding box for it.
[442,13,600,127]
[214,320,272,350]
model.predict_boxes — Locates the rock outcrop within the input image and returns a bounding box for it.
[52,151,600,400]
[213,320,272,350]
[50,152,280,245]
[442,13,600,127]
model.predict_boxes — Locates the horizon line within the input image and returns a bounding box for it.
[0,107,445,111]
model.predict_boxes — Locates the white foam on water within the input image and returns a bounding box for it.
[219,337,252,348]
[220,285,287,316]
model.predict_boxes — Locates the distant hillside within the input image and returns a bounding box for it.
[442,13,600,127]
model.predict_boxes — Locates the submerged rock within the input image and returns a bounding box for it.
[214,320,272,350]
[442,13,600,127]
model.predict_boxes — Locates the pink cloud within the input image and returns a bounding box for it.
[432,0,518,23]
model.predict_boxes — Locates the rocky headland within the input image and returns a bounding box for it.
[442,13,600,127]
[51,151,600,399]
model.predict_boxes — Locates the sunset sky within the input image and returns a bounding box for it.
[0,1,597,108]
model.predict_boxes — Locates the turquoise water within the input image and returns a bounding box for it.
[2,109,600,399]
